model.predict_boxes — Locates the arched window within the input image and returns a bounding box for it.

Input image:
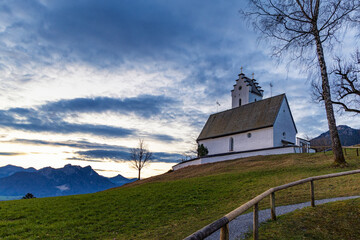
[239,98,242,106]
[229,137,234,151]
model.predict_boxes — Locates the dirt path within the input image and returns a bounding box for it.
[205,196,360,240]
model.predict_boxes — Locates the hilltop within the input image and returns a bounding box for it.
[0,151,359,239]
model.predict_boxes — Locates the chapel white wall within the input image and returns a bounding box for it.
[273,98,297,147]
[198,127,274,155]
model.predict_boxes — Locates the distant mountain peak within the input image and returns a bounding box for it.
[110,174,128,180]
[0,164,115,198]
[0,165,37,179]
[0,164,135,199]
[311,125,360,147]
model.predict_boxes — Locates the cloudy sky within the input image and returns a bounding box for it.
[0,0,359,178]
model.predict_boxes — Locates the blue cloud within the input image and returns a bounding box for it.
[76,149,182,163]
[76,150,129,160]
[0,94,180,140]
[0,152,25,156]
[1,0,208,67]
[10,138,182,163]
[0,107,134,137]
[152,152,184,163]
[41,95,176,118]
[11,139,128,151]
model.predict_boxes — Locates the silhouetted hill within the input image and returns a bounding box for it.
[0,165,36,179]
[0,164,116,197]
[108,174,137,186]
[311,125,360,148]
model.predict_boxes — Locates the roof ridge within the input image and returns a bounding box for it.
[210,93,285,116]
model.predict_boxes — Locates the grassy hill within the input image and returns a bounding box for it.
[0,150,360,239]
[249,197,360,240]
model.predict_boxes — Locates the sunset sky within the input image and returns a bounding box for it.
[0,0,359,178]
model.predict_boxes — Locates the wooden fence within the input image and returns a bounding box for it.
[310,146,360,156]
[184,169,360,240]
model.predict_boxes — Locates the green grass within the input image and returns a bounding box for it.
[249,198,360,240]
[0,150,359,239]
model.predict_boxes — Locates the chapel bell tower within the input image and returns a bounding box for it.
[231,69,264,108]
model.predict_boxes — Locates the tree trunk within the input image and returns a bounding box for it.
[138,168,141,180]
[313,28,346,166]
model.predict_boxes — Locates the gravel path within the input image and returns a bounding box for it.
[205,196,360,240]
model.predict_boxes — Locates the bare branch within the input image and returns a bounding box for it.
[330,52,360,114]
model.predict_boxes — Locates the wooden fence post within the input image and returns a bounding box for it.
[253,203,259,240]
[344,148,347,155]
[270,192,276,220]
[220,224,229,240]
[310,180,315,207]
[357,148,359,157]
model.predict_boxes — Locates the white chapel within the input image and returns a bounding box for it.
[173,71,312,171]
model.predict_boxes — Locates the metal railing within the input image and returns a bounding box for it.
[184,169,360,240]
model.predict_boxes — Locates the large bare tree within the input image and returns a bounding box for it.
[242,0,360,166]
[130,139,152,180]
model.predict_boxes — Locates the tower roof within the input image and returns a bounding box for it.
[244,77,263,97]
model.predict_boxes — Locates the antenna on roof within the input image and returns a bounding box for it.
[270,82,273,97]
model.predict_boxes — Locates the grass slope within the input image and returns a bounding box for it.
[0,150,359,239]
[249,198,360,240]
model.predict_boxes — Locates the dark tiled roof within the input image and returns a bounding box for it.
[197,94,286,141]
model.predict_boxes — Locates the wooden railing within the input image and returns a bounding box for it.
[310,146,360,155]
[184,169,360,240]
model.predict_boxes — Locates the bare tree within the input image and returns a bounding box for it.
[242,0,360,166]
[331,51,360,113]
[129,139,152,180]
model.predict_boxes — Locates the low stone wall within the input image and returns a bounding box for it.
[173,146,312,171]
[172,158,201,171]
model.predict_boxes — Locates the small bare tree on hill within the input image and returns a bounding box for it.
[130,139,152,180]
[241,0,360,166]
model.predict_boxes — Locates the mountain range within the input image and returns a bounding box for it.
[0,164,136,198]
[311,125,360,148]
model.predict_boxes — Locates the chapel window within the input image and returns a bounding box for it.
[239,98,242,106]
[229,137,234,151]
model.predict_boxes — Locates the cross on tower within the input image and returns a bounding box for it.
[240,66,243,74]
[252,73,254,79]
